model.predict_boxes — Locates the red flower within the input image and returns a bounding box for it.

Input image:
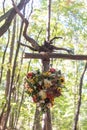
[27,72,33,78]
[49,68,56,73]
[32,95,37,103]
[46,93,54,101]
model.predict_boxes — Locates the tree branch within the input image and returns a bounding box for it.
[11,0,40,51]
[0,0,30,36]
[19,42,37,51]
[36,28,43,42]
[0,10,11,22]
[51,45,73,54]
[23,19,40,50]
[50,36,63,43]
[39,41,72,53]
[46,0,51,41]
[11,0,25,20]
[28,0,34,19]
[2,0,6,13]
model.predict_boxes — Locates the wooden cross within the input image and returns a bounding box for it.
[24,51,87,130]
[11,1,87,130]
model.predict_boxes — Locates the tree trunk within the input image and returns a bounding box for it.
[72,62,87,130]
[6,17,16,96]
[0,30,10,83]
[32,107,42,130]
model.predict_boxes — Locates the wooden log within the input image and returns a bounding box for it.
[24,53,87,60]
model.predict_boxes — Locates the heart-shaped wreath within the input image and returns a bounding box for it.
[24,68,65,112]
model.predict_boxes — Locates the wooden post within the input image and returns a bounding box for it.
[32,107,41,130]
[24,53,87,60]
[41,53,52,130]
[42,0,52,129]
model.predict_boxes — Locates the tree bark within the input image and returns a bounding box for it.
[0,30,10,83]
[5,17,16,96]
[8,17,16,129]
[0,104,6,130]
[32,107,42,130]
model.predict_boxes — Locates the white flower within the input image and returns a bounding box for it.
[38,107,41,111]
[39,81,42,85]
[44,79,52,88]
[40,100,45,103]
[39,90,47,99]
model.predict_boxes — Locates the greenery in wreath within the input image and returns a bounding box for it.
[24,68,65,112]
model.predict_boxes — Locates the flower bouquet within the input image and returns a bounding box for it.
[24,68,65,112]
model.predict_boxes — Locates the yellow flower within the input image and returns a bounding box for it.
[44,79,52,88]
[60,76,65,84]
[57,87,62,92]
[43,72,51,76]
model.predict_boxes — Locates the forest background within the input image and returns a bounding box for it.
[0,0,87,130]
